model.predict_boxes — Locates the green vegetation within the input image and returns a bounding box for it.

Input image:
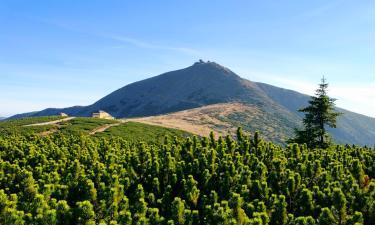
[58,117,118,134]
[226,110,295,145]
[99,122,192,144]
[290,78,341,148]
[0,117,192,144]
[0,116,62,126]
[0,116,63,135]
[0,129,373,224]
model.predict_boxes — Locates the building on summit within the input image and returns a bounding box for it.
[92,110,115,120]
[60,112,68,117]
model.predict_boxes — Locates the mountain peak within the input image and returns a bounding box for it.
[192,59,217,65]
[190,60,235,76]
[192,59,223,67]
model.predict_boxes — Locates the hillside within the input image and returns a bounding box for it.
[0,116,65,135]
[0,116,191,143]
[129,102,297,144]
[10,61,375,145]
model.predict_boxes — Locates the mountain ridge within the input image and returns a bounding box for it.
[10,61,375,145]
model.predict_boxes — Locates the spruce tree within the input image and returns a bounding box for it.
[290,77,341,148]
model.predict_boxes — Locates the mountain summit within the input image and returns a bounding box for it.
[88,60,262,117]
[17,60,271,118]
[11,61,375,145]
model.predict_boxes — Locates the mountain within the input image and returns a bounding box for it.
[11,61,375,145]
[0,117,5,121]
[10,61,296,118]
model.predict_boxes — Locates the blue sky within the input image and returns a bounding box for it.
[1,0,375,117]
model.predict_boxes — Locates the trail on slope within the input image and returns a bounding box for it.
[23,117,124,136]
[39,128,59,137]
[89,122,122,135]
[23,117,76,127]
[23,117,75,136]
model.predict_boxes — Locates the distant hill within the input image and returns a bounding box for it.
[0,117,5,121]
[10,61,375,145]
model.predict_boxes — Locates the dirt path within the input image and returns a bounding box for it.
[39,128,59,136]
[89,122,122,135]
[23,117,76,127]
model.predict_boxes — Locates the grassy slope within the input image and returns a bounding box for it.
[129,102,297,145]
[0,117,192,143]
[98,121,191,143]
[0,116,63,126]
[58,117,118,134]
[0,116,63,135]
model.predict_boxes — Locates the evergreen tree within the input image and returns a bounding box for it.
[346,211,364,225]
[290,77,341,148]
[75,201,95,225]
[56,200,72,225]
[171,197,185,225]
[318,208,337,225]
[331,188,347,225]
[297,188,314,216]
[270,195,288,225]
[294,216,316,225]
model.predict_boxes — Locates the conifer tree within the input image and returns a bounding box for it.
[332,188,347,225]
[290,77,341,148]
[56,200,72,225]
[270,195,288,225]
[318,208,337,225]
[346,211,364,225]
[75,201,95,225]
[294,216,316,225]
[171,197,185,225]
[298,188,314,216]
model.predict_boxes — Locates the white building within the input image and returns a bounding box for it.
[92,110,115,120]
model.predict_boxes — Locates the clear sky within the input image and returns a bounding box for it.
[1,0,375,118]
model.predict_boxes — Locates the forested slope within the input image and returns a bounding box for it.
[0,131,374,224]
